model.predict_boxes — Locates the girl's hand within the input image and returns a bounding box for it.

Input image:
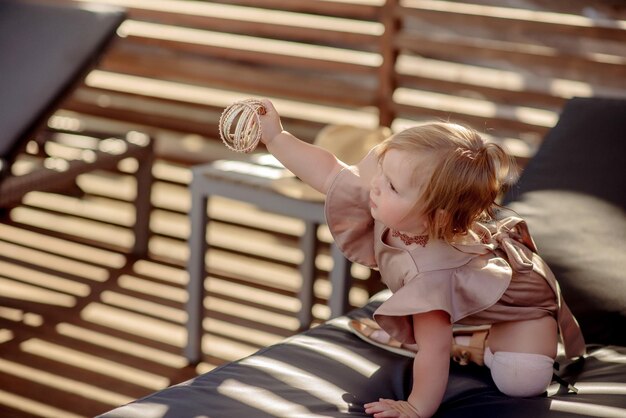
[364,399,421,418]
[257,98,283,145]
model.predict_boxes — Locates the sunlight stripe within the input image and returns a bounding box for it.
[241,356,348,412]
[56,323,187,368]
[0,358,132,406]
[284,332,380,378]
[217,378,329,418]
[549,399,626,418]
[20,339,169,390]
[0,389,83,418]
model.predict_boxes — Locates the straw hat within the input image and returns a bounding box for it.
[313,124,391,165]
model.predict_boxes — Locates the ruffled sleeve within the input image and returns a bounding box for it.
[324,165,377,268]
[374,254,512,344]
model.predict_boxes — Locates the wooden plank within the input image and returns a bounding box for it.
[58,108,321,153]
[131,12,380,48]
[391,89,556,134]
[61,88,331,142]
[396,73,567,110]
[71,72,378,127]
[55,0,384,20]
[393,104,551,140]
[62,97,220,138]
[118,20,382,74]
[400,0,626,40]
[201,0,385,20]
[100,48,378,108]
[459,0,626,21]
[394,32,626,85]
[401,18,624,64]
[394,56,626,109]
[63,0,383,47]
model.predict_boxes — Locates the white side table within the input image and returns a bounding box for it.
[185,158,352,364]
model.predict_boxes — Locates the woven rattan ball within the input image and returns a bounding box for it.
[218,99,267,153]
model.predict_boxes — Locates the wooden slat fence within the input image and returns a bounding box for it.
[50,0,626,162]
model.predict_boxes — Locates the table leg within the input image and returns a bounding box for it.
[185,186,209,364]
[131,144,153,256]
[328,243,351,318]
[297,221,318,329]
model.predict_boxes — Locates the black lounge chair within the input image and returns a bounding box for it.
[0,0,153,255]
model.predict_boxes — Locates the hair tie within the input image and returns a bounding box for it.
[218,99,266,153]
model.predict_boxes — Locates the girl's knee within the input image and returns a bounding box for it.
[485,348,554,397]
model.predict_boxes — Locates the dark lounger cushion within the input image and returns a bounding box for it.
[504,97,626,346]
[98,296,626,418]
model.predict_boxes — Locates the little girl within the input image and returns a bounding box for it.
[255,99,585,418]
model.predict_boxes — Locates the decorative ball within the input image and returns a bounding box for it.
[218,99,267,153]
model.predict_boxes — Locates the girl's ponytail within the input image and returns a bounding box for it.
[481,142,516,199]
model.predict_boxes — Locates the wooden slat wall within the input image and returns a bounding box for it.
[389,0,626,159]
[50,0,385,147]
[50,0,625,161]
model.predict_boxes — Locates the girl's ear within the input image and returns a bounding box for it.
[433,209,450,235]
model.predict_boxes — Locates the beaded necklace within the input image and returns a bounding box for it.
[391,229,429,247]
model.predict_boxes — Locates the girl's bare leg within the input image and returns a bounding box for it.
[487,316,558,358]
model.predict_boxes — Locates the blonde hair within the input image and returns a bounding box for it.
[377,122,514,240]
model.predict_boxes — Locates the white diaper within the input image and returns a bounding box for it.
[484,347,554,397]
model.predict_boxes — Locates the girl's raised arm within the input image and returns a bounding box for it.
[258,99,346,194]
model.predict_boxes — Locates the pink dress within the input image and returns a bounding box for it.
[324,164,586,359]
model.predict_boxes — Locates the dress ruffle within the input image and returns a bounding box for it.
[324,166,377,268]
[374,255,512,344]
